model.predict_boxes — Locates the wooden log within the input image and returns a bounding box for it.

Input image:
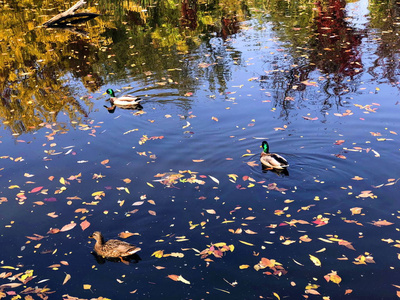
[43,0,99,27]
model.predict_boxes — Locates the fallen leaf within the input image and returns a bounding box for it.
[63,273,71,285]
[119,232,138,238]
[372,220,393,227]
[60,223,76,232]
[80,220,90,231]
[309,254,321,266]
[350,207,362,215]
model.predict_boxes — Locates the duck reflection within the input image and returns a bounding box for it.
[91,252,141,265]
[104,103,143,113]
[261,165,289,177]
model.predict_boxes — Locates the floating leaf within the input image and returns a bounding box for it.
[63,273,71,285]
[350,207,363,215]
[148,210,157,216]
[239,240,254,246]
[60,222,76,232]
[309,254,321,266]
[208,175,219,184]
[152,250,164,258]
[372,220,393,227]
[119,232,138,238]
[80,220,90,231]
[29,186,43,193]
[205,209,216,214]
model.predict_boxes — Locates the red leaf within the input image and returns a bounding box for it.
[29,186,43,193]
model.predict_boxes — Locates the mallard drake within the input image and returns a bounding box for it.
[260,141,289,169]
[89,231,141,259]
[103,88,142,107]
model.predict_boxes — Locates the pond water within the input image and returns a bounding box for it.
[1,0,400,299]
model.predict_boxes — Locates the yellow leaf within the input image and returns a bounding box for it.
[8,185,20,189]
[178,275,190,284]
[91,191,104,197]
[309,254,321,266]
[151,250,164,258]
[59,177,66,185]
[63,273,71,285]
[228,174,238,181]
[83,284,91,290]
[273,292,281,300]
[147,182,154,188]
[239,240,254,246]
[239,265,249,269]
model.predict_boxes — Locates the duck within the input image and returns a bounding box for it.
[103,88,142,107]
[260,140,289,169]
[89,231,141,259]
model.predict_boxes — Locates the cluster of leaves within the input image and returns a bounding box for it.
[0,269,54,299]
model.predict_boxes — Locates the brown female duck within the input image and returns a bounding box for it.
[89,231,141,258]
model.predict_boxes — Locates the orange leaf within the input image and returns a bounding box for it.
[167,274,180,281]
[350,207,362,215]
[211,116,219,122]
[372,220,393,227]
[192,159,204,162]
[148,210,157,216]
[101,159,109,165]
[118,232,138,238]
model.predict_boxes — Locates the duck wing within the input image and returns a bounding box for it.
[261,153,288,168]
[116,96,142,103]
[115,243,141,256]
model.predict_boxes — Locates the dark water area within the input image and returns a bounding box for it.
[1,0,400,299]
